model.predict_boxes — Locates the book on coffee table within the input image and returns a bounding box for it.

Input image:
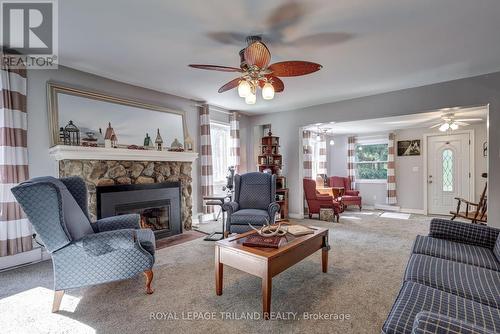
[242,235,285,248]
[286,224,314,236]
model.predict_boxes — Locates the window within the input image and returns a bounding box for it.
[354,142,388,181]
[210,122,231,185]
[442,149,453,192]
[310,136,321,179]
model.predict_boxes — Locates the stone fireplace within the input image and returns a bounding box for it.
[50,145,198,232]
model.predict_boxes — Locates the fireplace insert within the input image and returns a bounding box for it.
[96,182,181,239]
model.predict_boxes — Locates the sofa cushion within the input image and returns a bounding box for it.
[382,281,500,334]
[412,235,500,271]
[405,254,500,308]
[231,209,270,226]
[412,311,497,334]
[494,235,500,263]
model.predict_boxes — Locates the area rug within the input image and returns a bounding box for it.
[0,211,430,334]
[380,212,411,220]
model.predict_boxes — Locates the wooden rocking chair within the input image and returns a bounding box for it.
[450,173,487,224]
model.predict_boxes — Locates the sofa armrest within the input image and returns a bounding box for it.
[222,201,239,214]
[268,202,280,224]
[95,214,141,232]
[345,190,359,196]
[412,311,496,334]
[75,229,138,256]
[429,218,500,250]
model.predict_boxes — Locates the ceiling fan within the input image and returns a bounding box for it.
[429,112,483,132]
[188,35,322,104]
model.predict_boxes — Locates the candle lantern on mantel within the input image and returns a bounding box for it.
[63,120,80,146]
[155,128,163,151]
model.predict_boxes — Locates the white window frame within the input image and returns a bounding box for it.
[210,121,231,188]
[309,134,321,179]
[354,137,389,184]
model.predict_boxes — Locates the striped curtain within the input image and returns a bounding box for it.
[318,134,327,175]
[0,61,31,257]
[302,130,313,179]
[229,112,240,174]
[199,104,214,214]
[347,136,356,190]
[387,133,397,204]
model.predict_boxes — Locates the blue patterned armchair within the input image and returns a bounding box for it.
[223,172,280,235]
[11,176,155,312]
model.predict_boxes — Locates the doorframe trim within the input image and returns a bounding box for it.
[423,129,475,215]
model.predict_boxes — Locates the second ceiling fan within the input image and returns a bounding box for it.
[189,36,322,105]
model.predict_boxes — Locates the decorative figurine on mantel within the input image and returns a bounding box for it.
[169,138,184,152]
[63,120,80,146]
[184,135,194,152]
[155,128,163,151]
[104,122,117,148]
[143,133,152,147]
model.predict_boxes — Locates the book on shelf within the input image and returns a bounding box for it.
[242,235,286,248]
[287,224,314,236]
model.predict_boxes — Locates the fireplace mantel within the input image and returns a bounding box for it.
[49,145,199,162]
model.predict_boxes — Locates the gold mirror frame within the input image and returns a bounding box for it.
[46,82,188,147]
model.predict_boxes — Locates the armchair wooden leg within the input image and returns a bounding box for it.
[223,231,229,238]
[52,290,64,313]
[144,270,154,294]
[359,205,362,211]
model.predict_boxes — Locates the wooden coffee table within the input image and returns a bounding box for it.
[214,224,330,319]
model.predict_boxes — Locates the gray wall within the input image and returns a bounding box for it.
[326,123,487,209]
[249,72,500,228]
[27,66,250,218]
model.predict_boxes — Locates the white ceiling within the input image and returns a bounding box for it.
[305,106,488,134]
[59,0,500,114]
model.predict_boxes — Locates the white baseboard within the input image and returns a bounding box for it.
[400,208,426,215]
[0,247,43,271]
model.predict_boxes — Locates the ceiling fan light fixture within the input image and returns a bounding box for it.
[329,139,335,146]
[439,123,450,132]
[262,82,275,100]
[238,80,251,98]
[245,91,256,104]
[450,122,459,130]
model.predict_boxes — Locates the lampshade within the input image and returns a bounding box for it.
[439,123,450,132]
[450,122,459,130]
[316,134,321,141]
[238,80,251,98]
[245,91,256,104]
[262,82,275,100]
[329,139,335,146]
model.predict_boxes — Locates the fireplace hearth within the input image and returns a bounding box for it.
[97,182,181,239]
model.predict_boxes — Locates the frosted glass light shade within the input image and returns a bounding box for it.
[329,139,335,146]
[450,122,459,130]
[245,92,256,104]
[238,80,251,98]
[262,82,275,100]
[439,123,450,132]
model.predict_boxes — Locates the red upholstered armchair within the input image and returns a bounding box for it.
[329,176,362,210]
[303,178,342,222]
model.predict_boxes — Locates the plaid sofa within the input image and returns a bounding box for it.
[382,218,500,334]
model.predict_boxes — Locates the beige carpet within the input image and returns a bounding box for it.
[0,210,430,334]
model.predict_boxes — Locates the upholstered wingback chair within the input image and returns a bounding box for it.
[303,178,342,222]
[11,176,155,313]
[223,172,280,235]
[329,176,362,210]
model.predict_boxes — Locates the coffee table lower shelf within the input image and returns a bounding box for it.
[214,225,330,320]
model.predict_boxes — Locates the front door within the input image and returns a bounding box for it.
[427,133,471,215]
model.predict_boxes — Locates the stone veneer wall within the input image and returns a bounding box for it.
[59,160,193,229]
